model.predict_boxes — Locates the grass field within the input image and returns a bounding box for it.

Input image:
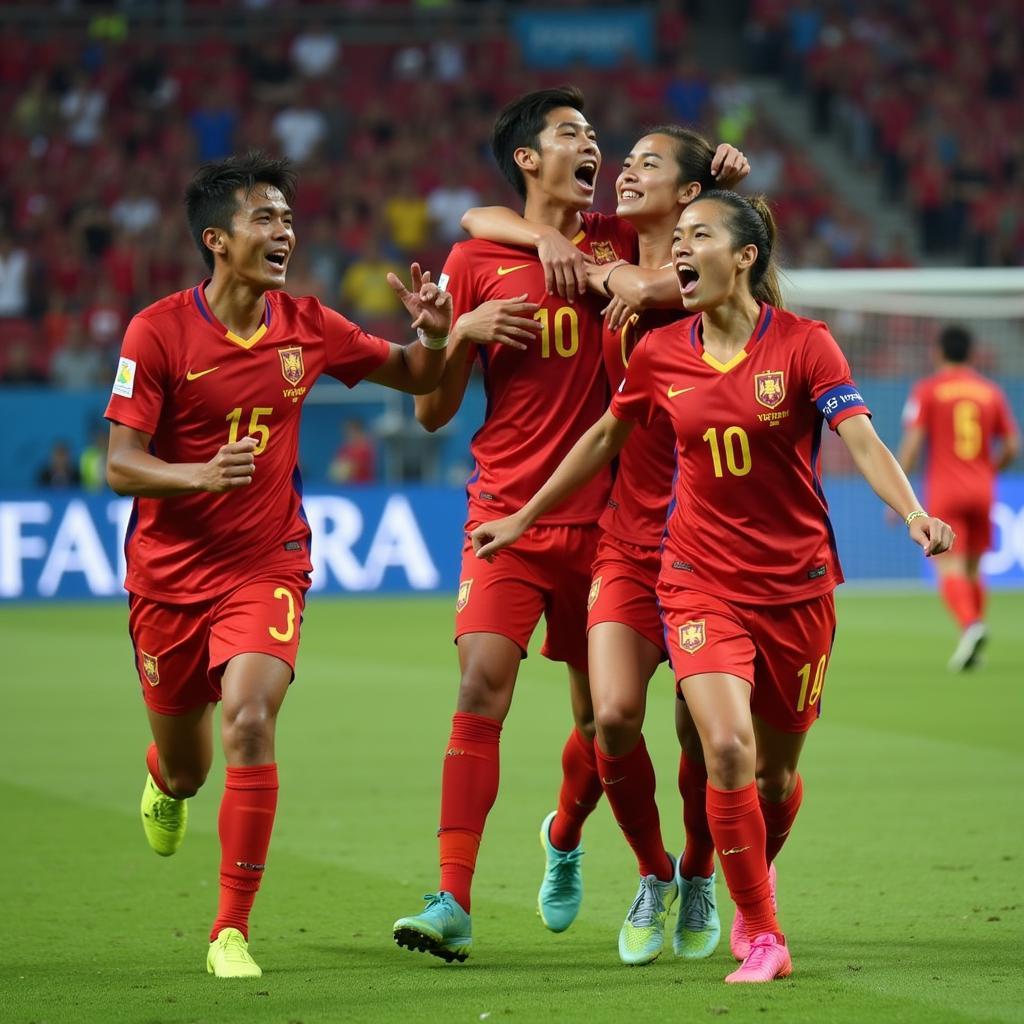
[2,590,1022,1024]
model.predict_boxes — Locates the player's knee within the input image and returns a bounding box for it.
[164,769,206,799]
[222,702,277,760]
[594,703,642,754]
[703,730,755,784]
[756,767,796,804]
[456,669,512,718]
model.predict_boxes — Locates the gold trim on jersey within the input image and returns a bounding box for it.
[571,228,586,246]
[701,349,748,373]
[224,323,268,350]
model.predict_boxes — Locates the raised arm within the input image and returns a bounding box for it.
[471,409,634,559]
[107,423,257,497]
[838,413,954,556]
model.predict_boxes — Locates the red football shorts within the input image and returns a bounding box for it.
[587,532,666,656]
[456,522,599,672]
[931,502,992,558]
[658,584,837,734]
[128,569,311,715]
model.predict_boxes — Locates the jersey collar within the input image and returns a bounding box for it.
[689,302,773,373]
[191,280,274,350]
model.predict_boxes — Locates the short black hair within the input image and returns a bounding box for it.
[184,150,297,272]
[491,86,586,200]
[939,324,972,363]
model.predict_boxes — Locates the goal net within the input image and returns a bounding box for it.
[782,268,1024,587]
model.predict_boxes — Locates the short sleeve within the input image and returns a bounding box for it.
[104,315,168,435]
[803,322,871,431]
[437,244,479,366]
[610,332,658,429]
[321,304,391,388]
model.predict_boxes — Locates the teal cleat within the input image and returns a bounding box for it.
[393,892,472,963]
[618,854,678,966]
[673,855,721,959]
[537,811,584,933]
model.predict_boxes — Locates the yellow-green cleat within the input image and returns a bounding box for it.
[207,927,262,978]
[673,856,721,960]
[140,774,187,857]
[618,854,678,966]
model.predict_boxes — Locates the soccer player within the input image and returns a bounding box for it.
[391,86,638,963]
[897,325,1019,670]
[471,191,954,983]
[105,150,453,979]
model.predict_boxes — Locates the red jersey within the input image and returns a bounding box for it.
[105,284,390,602]
[902,366,1017,510]
[440,212,637,526]
[599,309,688,548]
[611,304,869,604]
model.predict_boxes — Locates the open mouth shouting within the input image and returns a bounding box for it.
[676,261,700,297]
[264,248,289,275]
[574,159,598,194]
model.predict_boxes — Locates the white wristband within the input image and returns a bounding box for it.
[417,328,449,350]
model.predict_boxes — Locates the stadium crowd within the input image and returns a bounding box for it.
[0,2,937,387]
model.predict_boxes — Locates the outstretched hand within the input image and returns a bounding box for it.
[388,262,452,339]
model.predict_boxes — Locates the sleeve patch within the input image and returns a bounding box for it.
[438,272,450,291]
[112,357,137,398]
[816,383,867,425]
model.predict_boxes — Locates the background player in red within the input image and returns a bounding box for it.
[105,151,452,979]
[392,86,638,963]
[471,191,953,983]
[897,325,1019,670]
[461,129,749,966]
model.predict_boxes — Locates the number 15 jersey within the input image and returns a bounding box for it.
[611,304,870,604]
[105,283,390,602]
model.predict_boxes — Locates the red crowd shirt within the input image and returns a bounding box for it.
[611,304,869,604]
[903,366,1017,511]
[105,283,390,602]
[599,308,689,548]
[440,212,638,526]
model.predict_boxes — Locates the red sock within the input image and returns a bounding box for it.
[146,742,173,797]
[706,781,780,941]
[940,575,978,629]
[760,774,803,865]
[438,711,502,912]
[971,578,987,621]
[678,754,715,879]
[549,727,603,852]
[596,737,672,881]
[210,764,278,942]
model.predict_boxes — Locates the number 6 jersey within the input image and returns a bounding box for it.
[105,283,390,602]
[611,303,870,604]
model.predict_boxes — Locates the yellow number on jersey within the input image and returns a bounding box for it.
[952,400,982,460]
[226,407,274,455]
[268,586,296,642]
[796,654,828,712]
[534,306,579,359]
[702,425,752,478]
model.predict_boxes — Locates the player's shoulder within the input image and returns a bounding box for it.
[133,287,194,328]
[448,238,534,262]
[634,313,696,366]
[581,210,637,253]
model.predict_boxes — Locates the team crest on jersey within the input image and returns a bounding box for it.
[590,240,618,265]
[140,651,159,686]
[677,620,706,654]
[755,371,785,409]
[587,576,602,611]
[456,579,473,612]
[278,346,305,386]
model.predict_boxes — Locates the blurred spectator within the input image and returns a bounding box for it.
[427,167,481,244]
[189,84,238,163]
[110,179,161,237]
[2,341,48,386]
[328,418,377,484]
[664,55,710,126]
[271,84,328,165]
[290,22,341,79]
[82,283,126,352]
[50,322,105,391]
[384,171,432,254]
[338,234,404,325]
[0,232,30,317]
[59,71,106,147]
[79,426,109,492]
[36,440,81,488]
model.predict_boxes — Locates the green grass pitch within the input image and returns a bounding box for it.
[1,590,1022,1024]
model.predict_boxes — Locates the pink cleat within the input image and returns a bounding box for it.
[725,932,792,983]
[729,861,777,961]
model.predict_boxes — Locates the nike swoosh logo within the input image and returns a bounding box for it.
[720,845,751,856]
[186,367,220,381]
[667,385,696,399]
[601,776,626,786]
[496,264,530,276]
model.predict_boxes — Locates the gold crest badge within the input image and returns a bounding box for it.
[755,371,785,409]
[278,346,305,386]
[140,650,160,686]
[677,620,706,655]
[456,579,473,613]
[587,576,602,611]
[590,240,617,265]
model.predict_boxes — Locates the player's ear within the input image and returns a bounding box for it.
[203,227,227,260]
[514,145,540,175]
[736,242,757,272]
[678,180,701,206]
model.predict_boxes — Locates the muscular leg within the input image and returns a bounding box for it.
[753,715,807,865]
[146,702,216,797]
[675,698,715,880]
[210,653,291,943]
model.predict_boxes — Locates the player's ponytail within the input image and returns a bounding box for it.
[690,190,785,310]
